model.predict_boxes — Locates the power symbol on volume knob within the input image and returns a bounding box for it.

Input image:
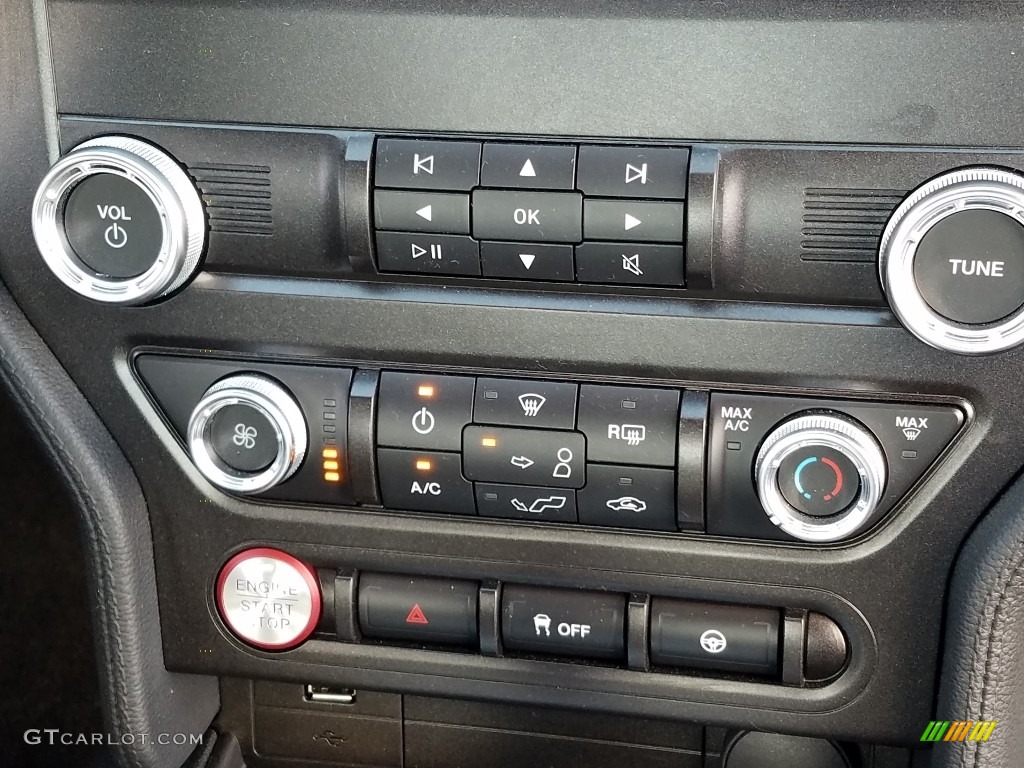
[104,222,129,249]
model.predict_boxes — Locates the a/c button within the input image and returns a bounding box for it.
[377,449,476,515]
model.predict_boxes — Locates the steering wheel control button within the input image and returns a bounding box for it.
[462,426,586,489]
[577,464,676,531]
[358,573,478,647]
[912,209,1024,324]
[576,145,689,200]
[575,242,685,287]
[374,138,481,191]
[376,232,481,276]
[32,135,206,305]
[377,372,475,451]
[373,190,470,235]
[377,449,475,514]
[473,377,578,430]
[475,484,578,523]
[187,374,308,495]
[215,548,322,651]
[501,585,626,660]
[755,413,887,543]
[776,447,860,518]
[481,142,577,190]
[479,241,575,282]
[649,599,780,675]
[471,190,583,243]
[577,385,680,467]
[583,199,685,243]
[880,167,1024,353]
[62,173,164,277]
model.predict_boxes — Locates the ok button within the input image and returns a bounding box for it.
[472,190,583,243]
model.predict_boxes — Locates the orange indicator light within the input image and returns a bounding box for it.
[481,437,498,448]
[322,448,339,459]
[323,472,341,483]
[417,384,435,398]
[323,460,339,471]
[415,459,433,471]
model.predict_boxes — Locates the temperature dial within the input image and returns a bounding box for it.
[187,374,308,495]
[755,413,887,542]
[32,136,205,305]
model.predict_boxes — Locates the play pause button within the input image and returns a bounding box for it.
[480,241,575,281]
[376,232,481,275]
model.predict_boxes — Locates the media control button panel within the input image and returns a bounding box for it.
[138,353,965,544]
[373,137,689,287]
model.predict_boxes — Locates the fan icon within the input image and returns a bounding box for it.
[699,629,728,654]
[232,423,258,450]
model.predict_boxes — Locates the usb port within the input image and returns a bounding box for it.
[304,685,356,705]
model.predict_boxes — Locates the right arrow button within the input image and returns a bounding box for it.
[583,199,685,243]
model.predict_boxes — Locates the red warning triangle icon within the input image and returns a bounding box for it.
[405,603,429,625]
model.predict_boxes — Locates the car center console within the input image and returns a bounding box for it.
[8,2,1024,767]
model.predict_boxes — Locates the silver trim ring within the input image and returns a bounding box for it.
[754,414,887,543]
[31,136,205,305]
[879,167,1024,354]
[187,374,308,495]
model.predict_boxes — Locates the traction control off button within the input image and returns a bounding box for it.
[502,584,626,660]
[215,548,322,651]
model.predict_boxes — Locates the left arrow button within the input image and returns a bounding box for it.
[373,190,470,234]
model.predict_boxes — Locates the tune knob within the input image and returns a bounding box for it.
[187,374,308,494]
[754,413,887,543]
[880,167,1024,354]
[32,136,205,305]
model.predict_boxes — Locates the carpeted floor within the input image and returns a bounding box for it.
[0,396,108,766]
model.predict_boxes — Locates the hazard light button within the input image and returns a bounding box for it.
[357,572,479,647]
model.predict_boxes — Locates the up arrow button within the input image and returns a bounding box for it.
[480,143,577,190]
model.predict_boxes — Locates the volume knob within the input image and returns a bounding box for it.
[32,136,206,305]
